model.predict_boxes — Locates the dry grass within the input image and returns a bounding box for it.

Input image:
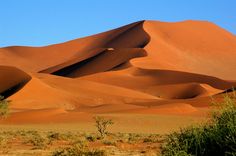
[0,130,161,155]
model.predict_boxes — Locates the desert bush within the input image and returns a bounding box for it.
[59,132,75,141]
[147,134,160,143]
[94,116,113,139]
[102,139,117,146]
[23,130,48,149]
[52,143,106,156]
[161,94,236,156]
[0,135,8,146]
[47,131,61,144]
[72,139,88,148]
[47,131,60,140]
[0,96,10,118]
[113,133,143,143]
[143,137,157,143]
[86,134,97,142]
[127,133,142,143]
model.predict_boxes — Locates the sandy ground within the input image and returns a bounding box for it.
[0,112,207,134]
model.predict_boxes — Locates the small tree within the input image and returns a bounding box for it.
[0,95,10,118]
[94,116,113,139]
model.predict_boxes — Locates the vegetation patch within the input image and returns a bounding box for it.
[0,95,10,118]
[52,146,106,156]
[161,94,236,156]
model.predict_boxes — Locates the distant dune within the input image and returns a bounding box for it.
[0,20,236,124]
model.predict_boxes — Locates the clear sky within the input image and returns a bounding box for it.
[0,0,235,47]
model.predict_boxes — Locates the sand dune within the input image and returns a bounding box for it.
[0,21,148,72]
[9,76,77,110]
[0,66,31,98]
[41,48,147,77]
[81,67,235,98]
[0,20,236,124]
[139,20,236,80]
[9,73,157,113]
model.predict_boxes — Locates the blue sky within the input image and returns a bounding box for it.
[0,0,235,47]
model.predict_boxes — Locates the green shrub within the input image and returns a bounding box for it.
[94,116,113,139]
[0,96,10,118]
[161,94,236,156]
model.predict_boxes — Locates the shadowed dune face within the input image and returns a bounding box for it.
[51,48,147,77]
[39,21,150,77]
[0,66,31,98]
[0,20,236,124]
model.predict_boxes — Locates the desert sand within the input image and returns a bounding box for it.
[0,20,236,133]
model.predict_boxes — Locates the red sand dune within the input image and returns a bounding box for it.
[0,66,31,98]
[0,20,236,124]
